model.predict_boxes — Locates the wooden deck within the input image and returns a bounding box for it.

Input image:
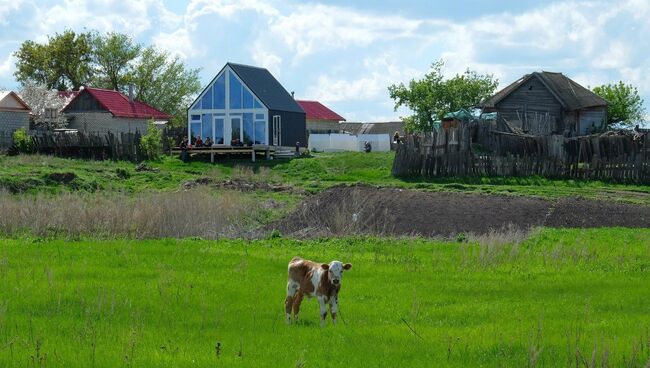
[170,145,276,162]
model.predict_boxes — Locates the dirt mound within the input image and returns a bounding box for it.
[46,172,76,184]
[269,185,650,238]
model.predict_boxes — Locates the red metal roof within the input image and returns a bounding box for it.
[64,87,171,119]
[296,100,346,121]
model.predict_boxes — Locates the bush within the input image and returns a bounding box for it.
[139,120,163,160]
[12,128,35,154]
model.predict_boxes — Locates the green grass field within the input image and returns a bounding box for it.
[2,153,649,204]
[1,228,649,367]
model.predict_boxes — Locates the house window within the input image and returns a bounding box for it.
[190,115,201,144]
[44,108,57,119]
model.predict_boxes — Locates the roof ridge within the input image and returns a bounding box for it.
[227,62,267,70]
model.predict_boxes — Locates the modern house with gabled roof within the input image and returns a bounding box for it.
[296,100,346,134]
[482,71,608,136]
[63,87,171,134]
[188,62,306,147]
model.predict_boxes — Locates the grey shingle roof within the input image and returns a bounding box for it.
[228,63,304,113]
[483,71,608,111]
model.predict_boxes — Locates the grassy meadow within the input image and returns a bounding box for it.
[1,228,649,367]
[1,153,650,204]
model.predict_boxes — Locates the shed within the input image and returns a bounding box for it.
[340,121,405,137]
[62,87,171,135]
[296,100,346,134]
[483,71,608,136]
[188,63,306,148]
[0,91,31,147]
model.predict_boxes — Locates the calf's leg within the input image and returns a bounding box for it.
[329,296,339,325]
[292,290,304,321]
[318,296,328,327]
[285,280,299,323]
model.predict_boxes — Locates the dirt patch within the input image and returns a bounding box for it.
[182,178,303,193]
[546,197,650,228]
[268,185,650,238]
[46,172,77,184]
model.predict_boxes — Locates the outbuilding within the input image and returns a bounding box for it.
[482,71,608,136]
[296,100,345,134]
[187,63,306,148]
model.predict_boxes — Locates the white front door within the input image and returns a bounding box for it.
[230,116,242,145]
[272,115,281,146]
[214,117,225,145]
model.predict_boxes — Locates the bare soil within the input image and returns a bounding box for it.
[269,185,650,237]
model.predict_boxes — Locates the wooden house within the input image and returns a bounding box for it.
[188,63,306,148]
[482,71,608,136]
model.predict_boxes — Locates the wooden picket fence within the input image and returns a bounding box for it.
[393,130,650,183]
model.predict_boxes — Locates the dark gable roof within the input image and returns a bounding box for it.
[483,71,608,111]
[228,63,304,113]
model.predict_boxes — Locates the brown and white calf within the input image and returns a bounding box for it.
[285,257,352,326]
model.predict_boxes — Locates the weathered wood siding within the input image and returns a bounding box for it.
[578,108,607,135]
[495,76,563,133]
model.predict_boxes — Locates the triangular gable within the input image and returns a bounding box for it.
[0,91,31,111]
[190,65,265,111]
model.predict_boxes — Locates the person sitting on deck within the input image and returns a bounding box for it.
[195,136,203,147]
[231,138,244,147]
[180,136,189,162]
[204,137,213,147]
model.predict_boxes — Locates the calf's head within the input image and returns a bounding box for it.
[321,261,352,285]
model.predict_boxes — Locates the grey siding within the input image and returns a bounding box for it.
[496,76,564,133]
[269,110,307,147]
[0,110,30,148]
[577,108,607,135]
[66,112,149,135]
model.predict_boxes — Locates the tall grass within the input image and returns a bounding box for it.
[0,189,258,239]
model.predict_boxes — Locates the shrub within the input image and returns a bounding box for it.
[139,120,163,160]
[12,128,35,154]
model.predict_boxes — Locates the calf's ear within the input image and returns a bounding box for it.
[343,263,352,270]
[321,264,329,270]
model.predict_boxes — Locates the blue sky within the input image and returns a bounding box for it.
[0,0,649,123]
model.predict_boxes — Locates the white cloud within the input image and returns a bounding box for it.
[0,0,25,25]
[265,4,422,60]
[0,54,15,80]
[306,56,420,103]
[153,28,194,59]
[186,0,278,24]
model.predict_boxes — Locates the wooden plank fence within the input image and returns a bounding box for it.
[393,129,650,183]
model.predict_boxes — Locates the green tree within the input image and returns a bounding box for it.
[132,46,201,126]
[14,30,93,90]
[91,32,141,91]
[139,120,163,160]
[388,60,498,132]
[592,82,646,128]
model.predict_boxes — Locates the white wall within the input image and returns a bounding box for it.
[309,133,390,152]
